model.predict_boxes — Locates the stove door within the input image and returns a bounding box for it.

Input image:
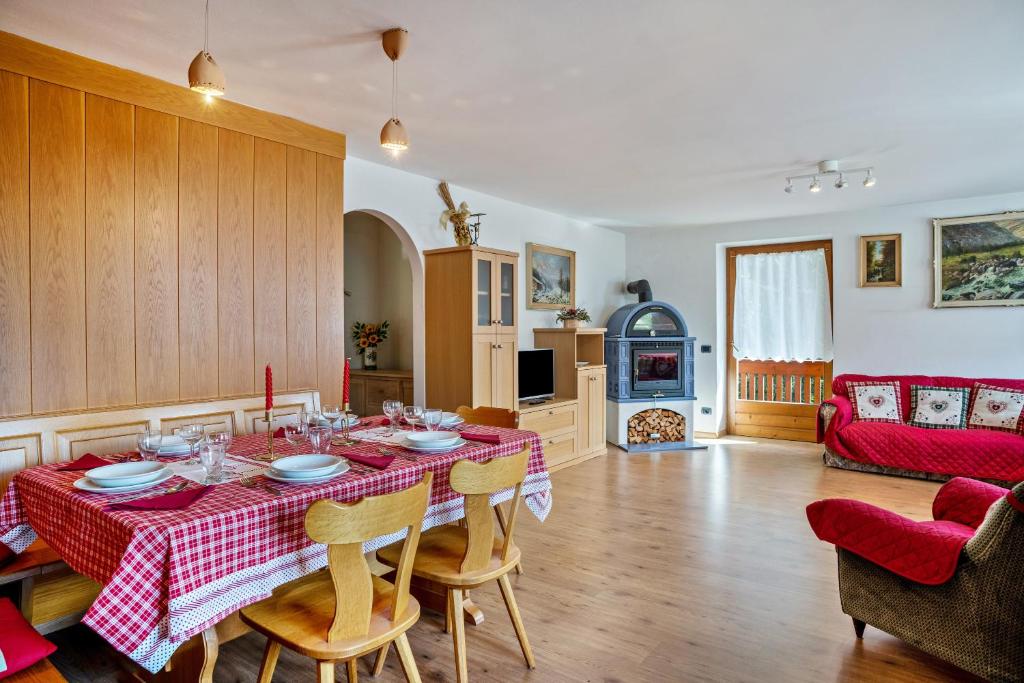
[632,349,682,393]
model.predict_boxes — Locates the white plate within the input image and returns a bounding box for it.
[402,437,467,453]
[87,461,168,488]
[404,431,460,448]
[270,454,344,479]
[74,468,175,494]
[158,435,192,455]
[264,462,349,484]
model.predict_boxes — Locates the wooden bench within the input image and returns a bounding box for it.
[6,659,66,683]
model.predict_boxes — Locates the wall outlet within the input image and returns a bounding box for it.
[700,344,712,353]
[701,406,712,415]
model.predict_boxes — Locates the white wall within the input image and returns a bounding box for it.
[346,157,629,403]
[625,191,1024,434]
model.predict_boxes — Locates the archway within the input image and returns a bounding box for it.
[343,209,426,406]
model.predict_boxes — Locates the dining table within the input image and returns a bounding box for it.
[0,418,552,680]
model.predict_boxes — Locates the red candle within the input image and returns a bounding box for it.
[265,364,273,412]
[343,357,351,408]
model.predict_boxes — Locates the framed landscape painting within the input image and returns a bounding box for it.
[526,243,575,309]
[933,211,1024,307]
[859,233,902,287]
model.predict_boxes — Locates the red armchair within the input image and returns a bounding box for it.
[807,477,1024,682]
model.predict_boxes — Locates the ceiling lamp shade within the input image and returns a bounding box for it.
[381,28,409,154]
[380,117,409,151]
[188,0,224,98]
[188,50,225,96]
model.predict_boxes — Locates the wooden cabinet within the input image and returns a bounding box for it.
[577,365,607,456]
[519,398,578,470]
[348,369,413,416]
[426,246,519,411]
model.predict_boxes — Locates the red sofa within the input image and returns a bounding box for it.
[818,374,1024,485]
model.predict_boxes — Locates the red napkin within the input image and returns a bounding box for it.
[105,485,211,512]
[460,431,501,444]
[57,453,115,471]
[273,427,286,438]
[344,453,394,469]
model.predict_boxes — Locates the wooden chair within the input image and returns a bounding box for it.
[240,473,433,683]
[454,405,523,575]
[454,405,519,429]
[376,446,535,682]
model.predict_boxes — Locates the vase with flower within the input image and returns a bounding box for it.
[352,320,390,370]
[556,306,591,329]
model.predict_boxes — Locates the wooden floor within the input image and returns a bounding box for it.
[49,437,982,682]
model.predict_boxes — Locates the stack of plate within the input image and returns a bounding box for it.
[265,454,349,484]
[74,461,174,494]
[401,431,466,453]
[406,412,464,428]
[158,435,193,457]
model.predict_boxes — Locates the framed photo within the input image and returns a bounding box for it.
[526,243,575,309]
[933,211,1024,307]
[859,233,902,287]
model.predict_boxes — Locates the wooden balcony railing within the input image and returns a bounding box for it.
[735,359,830,405]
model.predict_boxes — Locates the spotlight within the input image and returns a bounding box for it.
[809,177,821,193]
[784,179,794,194]
[863,170,876,188]
[834,174,848,189]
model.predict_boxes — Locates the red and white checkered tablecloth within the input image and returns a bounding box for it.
[0,423,552,673]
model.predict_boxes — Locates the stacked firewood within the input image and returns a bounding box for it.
[627,409,686,444]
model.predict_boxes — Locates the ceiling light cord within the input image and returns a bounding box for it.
[203,0,210,54]
[392,60,398,120]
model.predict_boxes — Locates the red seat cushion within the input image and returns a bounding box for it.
[0,597,57,680]
[834,421,1024,482]
[806,498,975,585]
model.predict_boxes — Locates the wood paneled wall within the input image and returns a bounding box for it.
[0,63,345,418]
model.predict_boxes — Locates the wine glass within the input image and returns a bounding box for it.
[137,430,163,462]
[423,409,443,432]
[322,404,342,438]
[382,400,404,436]
[402,405,424,428]
[308,426,331,455]
[207,430,232,451]
[177,424,204,465]
[284,423,304,450]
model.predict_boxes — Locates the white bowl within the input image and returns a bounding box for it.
[158,435,192,454]
[404,431,460,447]
[270,454,344,479]
[86,461,168,488]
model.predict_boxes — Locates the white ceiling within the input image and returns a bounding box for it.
[3,0,1024,229]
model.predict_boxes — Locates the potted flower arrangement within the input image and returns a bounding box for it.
[351,320,390,370]
[556,306,591,329]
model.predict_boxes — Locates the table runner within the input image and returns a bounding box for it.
[0,424,551,672]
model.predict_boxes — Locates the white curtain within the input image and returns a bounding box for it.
[733,248,834,362]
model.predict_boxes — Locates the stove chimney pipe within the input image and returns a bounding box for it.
[626,279,653,303]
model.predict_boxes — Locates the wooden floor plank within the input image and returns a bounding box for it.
[47,439,978,682]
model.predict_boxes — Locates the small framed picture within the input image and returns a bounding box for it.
[526,243,576,309]
[859,233,902,287]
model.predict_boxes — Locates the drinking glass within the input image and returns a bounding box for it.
[309,426,331,455]
[322,404,342,438]
[423,408,443,432]
[284,423,304,450]
[206,430,232,452]
[402,405,424,427]
[177,424,204,465]
[305,410,322,436]
[382,400,404,436]
[199,442,226,483]
[137,430,163,462]
[297,408,309,435]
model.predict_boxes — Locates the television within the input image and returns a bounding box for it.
[518,348,556,403]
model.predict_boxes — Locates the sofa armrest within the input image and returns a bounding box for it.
[817,395,852,443]
[807,498,973,585]
[932,477,1008,528]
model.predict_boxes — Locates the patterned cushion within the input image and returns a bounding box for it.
[847,381,903,423]
[968,383,1024,434]
[909,385,969,429]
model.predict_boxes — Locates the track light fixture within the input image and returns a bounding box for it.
[784,160,875,194]
[188,0,225,98]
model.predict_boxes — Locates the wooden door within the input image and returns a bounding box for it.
[471,334,495,408]
[472,252,497,335]
[586,367,606,452]
[576,370,592,452]
[726,240,833,442]
[493,334,518,409]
